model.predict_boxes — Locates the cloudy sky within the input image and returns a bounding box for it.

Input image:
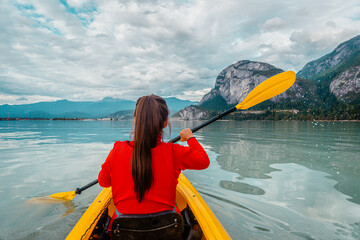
[1,0,359,104]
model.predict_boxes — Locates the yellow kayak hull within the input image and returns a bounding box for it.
[66,173,231,240]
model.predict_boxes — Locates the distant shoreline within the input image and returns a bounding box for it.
[311,119,360,122]
[1,118,359,122]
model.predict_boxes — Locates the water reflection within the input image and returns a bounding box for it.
[179,120,360,240]
[26,197,76,217]
[191,121,360,204]
[0,120,359,240]
[187,160,360,240]
[219,180,265,195]
[198,190,261,216]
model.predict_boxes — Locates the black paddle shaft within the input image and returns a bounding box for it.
[77,106,237,194]
[75,179,99,194]
[168,106,237,143]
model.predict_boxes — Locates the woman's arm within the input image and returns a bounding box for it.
[98,147,114,188]
[173,129,210,170]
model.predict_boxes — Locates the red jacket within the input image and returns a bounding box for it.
[98,136,210,215]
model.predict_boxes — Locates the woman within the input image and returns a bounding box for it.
[98,94,209,226]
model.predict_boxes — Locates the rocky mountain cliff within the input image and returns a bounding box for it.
[174,60,318,120]
[200,60,317,107]
[199,61,283,107]
[329,66,360,102]
[298,35,360,104]
[175,35,360,120]
[297,35,360,80]
[172,105,210,120]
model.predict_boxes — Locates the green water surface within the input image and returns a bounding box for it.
[0,120,359,239]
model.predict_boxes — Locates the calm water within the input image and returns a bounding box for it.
[0,120,359,240]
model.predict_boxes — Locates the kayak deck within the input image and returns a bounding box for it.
[66,173,230,240]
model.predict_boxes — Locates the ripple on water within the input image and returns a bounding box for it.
[219,180,265,195]
[1,120,359,240]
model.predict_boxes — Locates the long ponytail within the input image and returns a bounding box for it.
[132,95,169,202]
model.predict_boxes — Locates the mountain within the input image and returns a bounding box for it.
[175,35,360,121]
[107,97,198,120]
[199,60,318,109]
[108,110,135,120]
[0,97,196,119]
[174,60,318,120]
[297,35,360,80]
[0,98,135,119]
[297,35,360,104]
[172,105,211,120]
[164,97,197,112]
[329,67,360,103]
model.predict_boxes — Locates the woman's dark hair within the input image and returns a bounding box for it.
[132,94,169,202]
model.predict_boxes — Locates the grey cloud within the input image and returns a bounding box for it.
[1,0,360,104]
[290,27,359,56]
[17,97,28,101]
[263,17,286,31]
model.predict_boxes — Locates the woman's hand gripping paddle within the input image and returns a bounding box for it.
[47,71,296,201]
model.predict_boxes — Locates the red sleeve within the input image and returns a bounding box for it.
[98,145,115,188]
[173,137,210,171]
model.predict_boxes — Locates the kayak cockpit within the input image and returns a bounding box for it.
[111,210,183,239]
[66,174,230,240]
[89,199,203,240]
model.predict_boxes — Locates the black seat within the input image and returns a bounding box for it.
[111,210,183,240]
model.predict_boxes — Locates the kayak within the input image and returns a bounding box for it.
[66,173,231,239]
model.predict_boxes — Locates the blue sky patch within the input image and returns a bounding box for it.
[15,3,63,36]
[59,0,97,27]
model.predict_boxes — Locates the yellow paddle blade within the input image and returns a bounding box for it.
[236,71,296,110]
[49,191,77,201]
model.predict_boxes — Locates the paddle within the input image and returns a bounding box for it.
[49,71,296,201]
[49,179,99,201]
